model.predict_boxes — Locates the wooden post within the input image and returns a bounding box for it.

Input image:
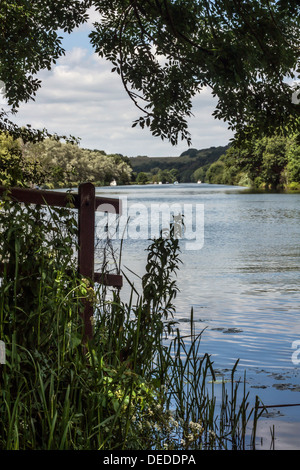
[78,183,95,341]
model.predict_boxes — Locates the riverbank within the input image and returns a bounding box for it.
[41,180,300,195]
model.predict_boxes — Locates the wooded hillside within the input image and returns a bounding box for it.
[129,145,229,183]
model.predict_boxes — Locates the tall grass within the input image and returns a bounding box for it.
[0,197,263,449]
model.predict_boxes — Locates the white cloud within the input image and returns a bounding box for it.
[84,5,103,27]
[2,41,233,157]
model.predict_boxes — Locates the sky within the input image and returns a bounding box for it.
[0,8,233,158]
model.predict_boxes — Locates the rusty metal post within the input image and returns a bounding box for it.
[78,182,95,341]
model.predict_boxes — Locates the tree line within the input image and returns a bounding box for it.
[0,133,132,188]
[130,146,228,184]
[1,131,299,192]
[132,133,300,191]
[202,133,300,191]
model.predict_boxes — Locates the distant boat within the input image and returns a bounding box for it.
[174,181,179,185]
[197,180,202,184]
[110,179,117,186]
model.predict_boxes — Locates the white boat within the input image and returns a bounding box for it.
[197,180,202,184]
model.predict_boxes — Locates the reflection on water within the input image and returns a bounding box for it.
[96,183,300,448]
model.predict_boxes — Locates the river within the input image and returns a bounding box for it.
[95,183,300,450]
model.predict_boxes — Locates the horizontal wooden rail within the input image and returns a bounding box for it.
[0,263,123,288]
[94,272,123,288]
[0,185,121,214]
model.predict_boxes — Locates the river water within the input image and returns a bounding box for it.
[95,183,300,449]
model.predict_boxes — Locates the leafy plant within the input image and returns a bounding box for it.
[0,193,262,449]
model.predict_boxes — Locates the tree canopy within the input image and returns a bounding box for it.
[0,134,133,188]
[24,138,133,187]
[0,1,299,146]
[90,0,300,144]
[0,1,88,110]
[0,0,89,143]
[202,132,300,190]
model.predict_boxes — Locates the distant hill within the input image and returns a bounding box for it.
[129,145,229,182]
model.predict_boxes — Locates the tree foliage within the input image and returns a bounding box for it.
[23,138,133,187]
[0,1,89,142]
[130,145,227,182]
[0,1,299,148]
[0,134,133,187]
[203,133,300,190]
[0,0,89,110]
[0,132,46,186]
[89,0,300,144]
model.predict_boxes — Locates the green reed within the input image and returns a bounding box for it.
[0,197,262,449]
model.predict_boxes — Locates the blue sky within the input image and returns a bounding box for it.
[1,10,233,157]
